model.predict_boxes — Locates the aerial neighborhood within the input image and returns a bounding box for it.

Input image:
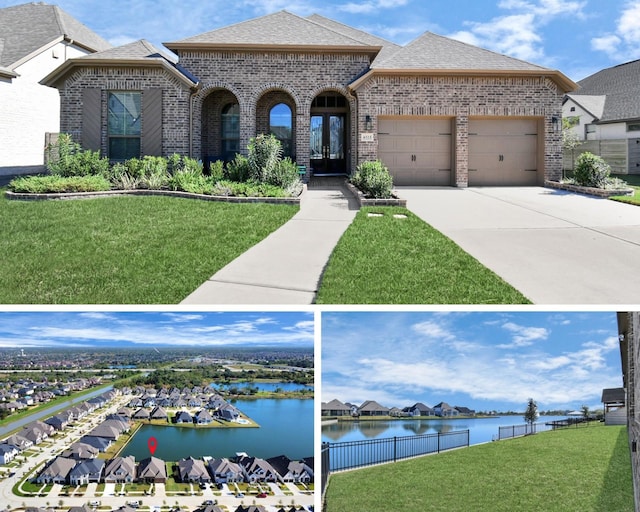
[321,399,476,418]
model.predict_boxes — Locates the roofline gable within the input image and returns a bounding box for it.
[349,67,577,93]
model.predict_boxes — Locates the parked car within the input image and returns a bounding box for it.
[236,493,245,498]
[199,482,208,489]
[257,493,267,498]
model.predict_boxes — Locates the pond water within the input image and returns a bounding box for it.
[211,382,313,392]
[322,415,569,447]
[120,398,313,461]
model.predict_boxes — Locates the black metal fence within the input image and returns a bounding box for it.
[498,417,595,440]
[324,429,469,473]
[321,441,331,499]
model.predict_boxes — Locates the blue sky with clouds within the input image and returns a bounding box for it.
[0,311,314,348]
[2,0,639,81]
[322,311,623,412]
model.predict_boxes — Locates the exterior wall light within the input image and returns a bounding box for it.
[364,115,372,131]
[551,115,561,132]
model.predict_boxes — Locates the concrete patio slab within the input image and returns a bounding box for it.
[401,186,640,304]
[181,184,358,304]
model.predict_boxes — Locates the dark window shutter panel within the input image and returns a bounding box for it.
[82,88,101,152]
[142,89,163,156]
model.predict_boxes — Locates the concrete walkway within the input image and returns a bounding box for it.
[402,186,640,304]
[181,181,358,304]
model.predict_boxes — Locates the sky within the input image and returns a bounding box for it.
[0,311,314,348]
[2,0,639,81]
[322,311,623,412]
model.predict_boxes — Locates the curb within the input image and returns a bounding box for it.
[544,180,634,198]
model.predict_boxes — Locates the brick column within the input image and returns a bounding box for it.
[455,113,469,187]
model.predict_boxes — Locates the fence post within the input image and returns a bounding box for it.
[393,436,397,463]
[437,432,440,453]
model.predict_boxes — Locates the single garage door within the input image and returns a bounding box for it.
[378,118,452,186]
[468,119,539,186]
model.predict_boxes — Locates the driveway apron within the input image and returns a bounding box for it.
[181,183,358,304]
[402,186,640,304]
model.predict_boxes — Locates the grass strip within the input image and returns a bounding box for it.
[0,192,297,303]
[316,207,530,304]
[325,424,633,512]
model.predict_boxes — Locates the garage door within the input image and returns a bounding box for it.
[468,119,539,186]
[378,118,452,186]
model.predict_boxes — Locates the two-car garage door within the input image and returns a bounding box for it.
[377,117,540,186]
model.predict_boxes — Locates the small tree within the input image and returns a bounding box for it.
[524,398,538,434]
[581,404,590,420]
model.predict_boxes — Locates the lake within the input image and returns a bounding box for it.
[211,382,313,392]
[322,415,569,447]
[120,398,313,461]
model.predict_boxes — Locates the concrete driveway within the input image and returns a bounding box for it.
[401,186,640,304]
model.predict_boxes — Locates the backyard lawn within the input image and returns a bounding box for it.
[611,173,640,206]
[324,424,634,512]
[0,191,298,303]
[315,206,530,304]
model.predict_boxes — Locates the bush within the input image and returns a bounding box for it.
[208,160,224,182]
[225,154,251,182]
[268,157,300,189]
[247,134,282,182]
[573,152,611,188]
[46,133,110,177]
[211,180,288,197]
[351,160,394,198]
[9,175,112,193]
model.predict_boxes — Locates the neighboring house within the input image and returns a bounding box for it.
[61,441,100,460]
[137,456,167,483]
[45,413,69,431]
[4,433,33,451]
[358,400,389,417]
[321,399,351,417]
[562,59,640,173]
[41,10,575,187]
[36,456,77,484]
[237,456,280,483]
[0,2,111,175]
[174,411,193,424]
[217,404,239,422]
[68,458,105,485]
[177,456,211,483]
[0,444,19,464]
[132,408,150,420]
[266,455,313,483]
[455,406,476,416]
[78,435,113,453]
[195,409,213,424]
[601,387,626,426]
[433,402,459,417]
[407,403,435,417]
[150,406,168,420]
[103,456,136,483]
[208,457,244,483]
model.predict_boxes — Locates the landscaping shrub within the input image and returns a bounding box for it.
[168,159,213,194]
[247,134,282,182]
[9,175,112,193]
[208,160,224,182]
[351,160,394,198]
[46,133,110,177]
[212,180,287,197]
[573,152,611,188]
[225,154,251,182]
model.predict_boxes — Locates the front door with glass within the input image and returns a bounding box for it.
[310,113,346,175]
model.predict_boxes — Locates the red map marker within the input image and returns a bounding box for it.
[148,437,158,456]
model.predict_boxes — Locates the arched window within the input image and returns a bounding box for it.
[221,103,240,161]
[269,103,292,157]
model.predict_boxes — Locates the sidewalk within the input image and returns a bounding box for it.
[181,180,359,304]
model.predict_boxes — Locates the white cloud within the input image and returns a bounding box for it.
[412,320,455,341]
[591,1,640,60]
[338,0,409,14]
[497,321,549,348]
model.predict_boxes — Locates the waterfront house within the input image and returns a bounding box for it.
[103,456,136,483]
[174,411,193,424]
[407,403,435,417]
[434,402,459,417]
[237,456,280,483]
[68,458,105,485]
[266,455,313,483]
[455,406,476,416]
[36,456,77,484]
[0,444,19,464]
[132,408,150,420]
[321,399,351,417]
[217,403,240,422]
[177,456,211,483]
[195,409,214,424]
[79,435,113,452]
[137,456,167,483]
[88,424,120,440]
[208,458,244,483]
[150,406,168,420]
[358,400,389,417]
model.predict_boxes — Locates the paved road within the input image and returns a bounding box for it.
[402,186,640,304]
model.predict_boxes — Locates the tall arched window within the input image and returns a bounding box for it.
[269,103,292,157]
[221,103,240,161]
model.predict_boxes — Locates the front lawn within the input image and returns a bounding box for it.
[0,191,297,303]
[610,174,640,206]
[324,424,634,512]
[315,207,530,304]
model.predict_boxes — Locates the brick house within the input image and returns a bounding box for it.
[41,11,576,187]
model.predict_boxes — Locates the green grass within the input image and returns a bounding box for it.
[610,174,640,206]
[325,424,634,512]
[0,191,297,303]
[315,207,530,304]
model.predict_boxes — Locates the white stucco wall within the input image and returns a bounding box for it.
[563,97,639,141]
[562,99,595,141]
[0,42,89,174]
